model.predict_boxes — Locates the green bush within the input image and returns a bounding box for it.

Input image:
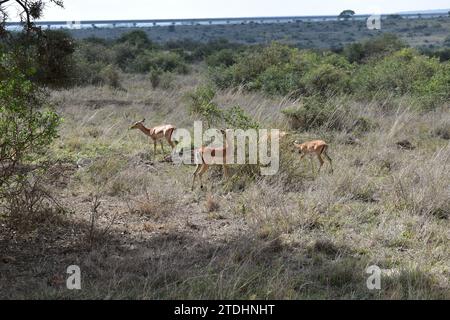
[301,63,351,95]
[99,64,121,89]
[343,33,407,63]
[352,48,442,103]
[113,43,139,71]
[414,61,450,108]
[281,96,361,131]
[0,54,60,188]
[282,96,336,130]
[209,43,352,97]
[5,30,76,87]
[206,49,237,67]
[116,30,155,50]
[129,50,189,74]
[186,86,222,127]
[223,105,260,130]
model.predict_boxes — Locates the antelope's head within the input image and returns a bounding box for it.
[130,118,146,130]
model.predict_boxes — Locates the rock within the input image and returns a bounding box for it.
[344,136,361,145]
[1,255,16,263]
[76,158,93,168]
[396,140,415,150]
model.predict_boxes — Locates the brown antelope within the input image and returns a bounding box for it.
[130,119,176,156]
[191,129,232,191]
[293,139,333,173]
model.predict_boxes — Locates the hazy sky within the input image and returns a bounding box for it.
[5,0,450,21]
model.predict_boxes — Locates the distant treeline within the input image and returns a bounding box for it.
[1,30,449,109]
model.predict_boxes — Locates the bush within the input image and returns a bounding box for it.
[209,43,352,97]
[116,30,155,50]
[301,63,351,95]
[186,86,260,130]
[414,61,450,108]
[129,50,189,74]
[0,55,60,218]
[206,49,237,67]
[282,96,360,131]
[113,43,139,71]
[282,97,334,130]
[186,86,222,127]
[343,33,407,63]
[98,64,121,89]
[6,30,76,87]
[34,30,76,86]
[223,105,260,130]
[149,68,161,88]
[352,48,442,103]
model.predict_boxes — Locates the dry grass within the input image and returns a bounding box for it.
[1,70,449,300]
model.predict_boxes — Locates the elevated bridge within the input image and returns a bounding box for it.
[5,13,448,29]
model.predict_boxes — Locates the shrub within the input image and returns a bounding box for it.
[34,30,76,86]
[301,63,351,96]
[209,43,352,97]
[352,48,442,102]
[116,30,154,50]
[186,86,222,127]
[414,61,450,108]
[113,42,138,71]
[0,55,60,218]
[149,68,161,88]
[206,49,237,67]
[98,64,121,89]
[223,105,260,130]
[281,96,359,131]
[343,33,407,63]
[282,96,336,130]
[257,65,300,96]
[130,50,189,74]
[6,30,76,87]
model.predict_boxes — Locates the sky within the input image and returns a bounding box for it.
[4,0,450,21]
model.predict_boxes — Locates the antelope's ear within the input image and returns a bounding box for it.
[142,118,145,122]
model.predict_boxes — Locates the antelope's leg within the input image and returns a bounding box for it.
[223,164,229,179]
[160,141,165,154]
[167,136,175,149]
[198,164,209,189]
[153,141,157,158]
[309,156,315,174]
[323,151,333,173]
[317,154,325,173]
[192,164,202,190]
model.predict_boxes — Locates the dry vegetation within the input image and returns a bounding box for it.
[70,17,450,50]
[1,68,448,299]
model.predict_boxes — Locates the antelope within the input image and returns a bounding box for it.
[191,129,232,191]
[130,119,176,156]
[293,139,333,174]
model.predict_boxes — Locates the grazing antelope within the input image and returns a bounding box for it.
[130,119,176,156]
[191,129,232,191]
[293,139,333,174]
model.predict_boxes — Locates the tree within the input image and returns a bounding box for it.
[0,55,60,188]
[0,0,64,34]
[339,10,355,20]
[0,1,63,218]
[116,30,154,49]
